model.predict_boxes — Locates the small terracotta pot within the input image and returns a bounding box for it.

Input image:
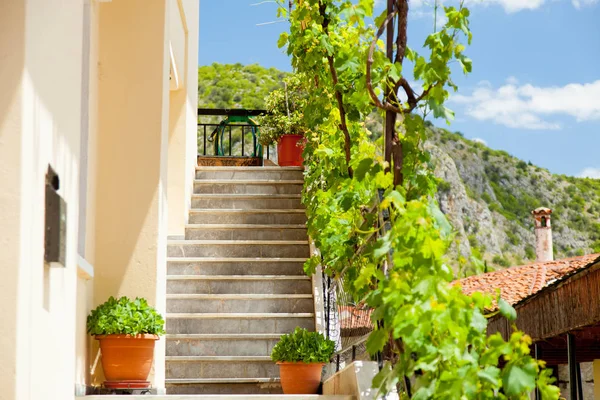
[277,361,324,394]
[277,134,304,167]
[96,334,158,382]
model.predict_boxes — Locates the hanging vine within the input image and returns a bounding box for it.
[277,0,560,398]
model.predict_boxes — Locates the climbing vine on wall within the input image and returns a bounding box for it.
[277,0,560,398]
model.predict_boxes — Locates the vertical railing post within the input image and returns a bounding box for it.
[568,333,579,400]
[241,126,245,156]
[198,121,263,158]
[534,343,541,400]
[325,275,331,340]
[576,363,583,400]
[253,132,257,158]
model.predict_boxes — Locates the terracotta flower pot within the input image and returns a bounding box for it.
[277,134,304,167]
[96,334,158,382]
[277,361,324,394]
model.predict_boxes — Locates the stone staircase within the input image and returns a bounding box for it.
[165,166,316,395]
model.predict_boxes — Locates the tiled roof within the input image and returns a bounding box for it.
[339,305,373,331]
[457,253,600,308]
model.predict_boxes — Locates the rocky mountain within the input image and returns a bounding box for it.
[429,128,600,275]
[198,63,600,275]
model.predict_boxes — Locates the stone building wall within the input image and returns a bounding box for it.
[557,362,594,399]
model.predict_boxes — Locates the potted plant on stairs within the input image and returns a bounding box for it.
[271,327,336,394]
[258,74,309,167]
[87,296,165,389]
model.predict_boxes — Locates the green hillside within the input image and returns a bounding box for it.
[198,63,286,112]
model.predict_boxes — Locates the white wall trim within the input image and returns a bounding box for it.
[77,255,94,280]
[169,43,180,91]
[309,238,326,335]
[175,0,189,34]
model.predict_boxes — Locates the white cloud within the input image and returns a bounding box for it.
[452,80,600,130]
[410,0,429,7]
[578,168,600,179]
[572,0,599,8]
[472,137,487,145]
[408,0,545,13]
[410,0,596,14]
[465,0,546,13]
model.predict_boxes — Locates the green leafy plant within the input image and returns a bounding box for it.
[275,0,560,397]
[86,296,165,336]
[256,74,310,146]
[271,328,335,363]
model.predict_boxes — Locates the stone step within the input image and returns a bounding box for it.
[185,224,307,241]
[84,392,355,399]
[166,294,314,314]
[191,194,303,210]
[166,257,306,276]
[166,356,277,380]
[84,394,354,399]
[166,313,315,334]
[166,334,281,357]
[165,379,283,395]
[189,209,306,224]
[167,275,312,295]
[167,240,309,258]
[196,166,304,181]
[194,179,304,195]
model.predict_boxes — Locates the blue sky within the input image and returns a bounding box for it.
[199,0,600,177]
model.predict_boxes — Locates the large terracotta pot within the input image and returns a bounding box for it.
[277,134,304,167]
[277,361,324,394]
[96,334,158,382]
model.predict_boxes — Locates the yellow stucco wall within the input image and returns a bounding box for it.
[93,0,171,390]
[0,2,25,399]
[168,86,190,237]
[168,0,200,238]
[0,0,199,398]
[0,0,89,398]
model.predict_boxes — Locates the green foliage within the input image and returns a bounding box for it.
[481,192,492,204]
[270,328,335,363]
[279,0,558,398]
[524,245,536,260]
[198,63,285,111]
[437,179,452,193]
[572,248,585,257]
[468,234,478,248]
[492,255,511,267]
[465,185,478,200]
[86,296,165,336]
[256,74,310,145]
[506,230,520,246]
[487,181,541,226]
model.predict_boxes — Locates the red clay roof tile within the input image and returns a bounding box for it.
[456,253,600,309]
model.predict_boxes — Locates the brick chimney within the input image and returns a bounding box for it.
[532,207,553,262]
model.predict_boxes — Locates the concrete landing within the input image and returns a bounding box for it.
[80,396,354,400]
